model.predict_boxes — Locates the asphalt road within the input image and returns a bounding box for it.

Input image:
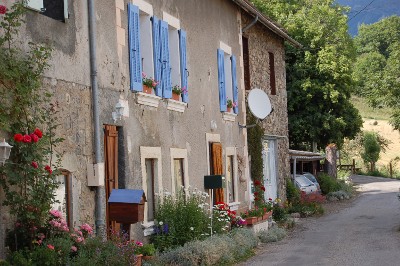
[241,175,400,266]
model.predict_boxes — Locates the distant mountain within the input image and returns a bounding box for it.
[336,0,400,36]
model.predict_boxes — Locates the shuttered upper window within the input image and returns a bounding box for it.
[26,0,69,22]
[217,43,238,114]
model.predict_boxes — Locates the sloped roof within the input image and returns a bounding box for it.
[232,0,302,48]
[289,149,325,161]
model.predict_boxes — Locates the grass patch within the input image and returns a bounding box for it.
[351,96,392,120]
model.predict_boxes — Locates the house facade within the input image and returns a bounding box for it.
[0,0,299,256]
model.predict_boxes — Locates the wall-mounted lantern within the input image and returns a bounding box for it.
[0,139,12,166]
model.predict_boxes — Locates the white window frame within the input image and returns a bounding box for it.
[140,146,163,236]
[219,41,237,121]
[170,148,189,195]
[226,147,240,210]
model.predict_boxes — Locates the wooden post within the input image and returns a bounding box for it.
[390,162,393,178]
[352,159,355,174]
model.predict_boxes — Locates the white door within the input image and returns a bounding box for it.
[263,139,278,201]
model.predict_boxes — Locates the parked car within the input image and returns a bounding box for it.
[294,174,318,194]
[302,172,321,193]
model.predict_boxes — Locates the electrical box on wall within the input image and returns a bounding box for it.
[87,163,105,186]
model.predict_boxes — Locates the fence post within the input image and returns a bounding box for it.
[352,159,355,174]
[390,162,393,178]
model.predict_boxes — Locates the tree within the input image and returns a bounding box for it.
[251,0,362,149]
[353,16,400,129]
[361,131,381,172]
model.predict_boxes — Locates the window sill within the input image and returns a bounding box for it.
[228,201,240,211]
[223,112,237,122]
[136,92,161,108]
[141,221,155,236]
[167,99,187,113]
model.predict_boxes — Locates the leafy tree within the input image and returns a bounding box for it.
[251,0,362,149]
[361,131,381,172]
[353,16,400,129]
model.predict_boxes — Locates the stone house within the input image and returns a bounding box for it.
[0,0,299,256]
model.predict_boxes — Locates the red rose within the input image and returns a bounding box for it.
[0,5,7,15]
[268,198,272,201]
[30,134,39,143]
[33,128,43,138]
[254,180,261,186]
[45,165,52,174]
[14,133,23,142]
[23,134,31,143]
[31,161,38,168]
[261,186,266,191]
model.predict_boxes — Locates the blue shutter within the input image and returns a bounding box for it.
[128,4,142,92]
[217,49,226,112]
[179,29,188,103]
[160,21,172,98]
[152,16,162,96]
[231,55,238,114]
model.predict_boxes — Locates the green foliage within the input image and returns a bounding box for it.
[252,0,362,149]
[317,173,341,194]
[152,189,229,252]
[272,204,287,222]
[0,1,64,252]
[286,179,300,204]
[246,107,265,203]
[258,227,287,243]
[155,228,258,266]
[353,16,400,131]
[135,243,156,256]
[361,131,381,171]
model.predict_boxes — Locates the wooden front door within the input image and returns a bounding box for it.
[211,142,224,203]
[104,125,120,235]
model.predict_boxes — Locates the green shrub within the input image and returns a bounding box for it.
[317,173,341,194]
[156,228,258,266]
[258,227,287,243]
[272,204,288,222]
[135,243,156,256]
[286,179,300,204]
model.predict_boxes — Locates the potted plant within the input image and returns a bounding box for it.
[135,243,156,261]
[172,85,187,101]
[142,72,158,94]
[226,98,237,112]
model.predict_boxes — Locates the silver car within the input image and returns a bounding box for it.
[302,172,321,193]
[294,174,318,194]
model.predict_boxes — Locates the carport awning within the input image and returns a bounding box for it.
[290,155,325,161]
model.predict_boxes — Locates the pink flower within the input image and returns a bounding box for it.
[71,246,77,252]
[47,244,55,250]
[136,241,143,246]
[30,133,39,143]
[75,237,84,243]
[80,223,93,234]
[0,5,6,15]
[49,209,63,218]
[31,161,38,169]
[33,128,43,138]
[14,133,23,142]
[142,72,147,78]
[23,134,31,143]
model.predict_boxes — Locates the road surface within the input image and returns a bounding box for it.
[241,175,400,266]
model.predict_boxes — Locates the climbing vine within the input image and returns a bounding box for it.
[0,1,63,250]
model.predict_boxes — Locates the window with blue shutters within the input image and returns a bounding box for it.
[218,44,239,115]
[128,4,143,92]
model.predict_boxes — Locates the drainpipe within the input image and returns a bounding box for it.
[242,15,258,33]
[88,0,105,236]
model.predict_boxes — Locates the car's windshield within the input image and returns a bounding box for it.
[303,173,317,183]
[295,175,313,186]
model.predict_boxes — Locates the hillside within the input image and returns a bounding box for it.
[352,97,400,170]
[336,0,400,36]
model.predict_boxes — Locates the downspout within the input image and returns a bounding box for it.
[242,15,258,33]
[88,0,105,235]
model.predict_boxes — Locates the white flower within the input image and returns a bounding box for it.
[190,227,194,231]
[159,221,163,225]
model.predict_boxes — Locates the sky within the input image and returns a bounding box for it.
[336,0,400,36]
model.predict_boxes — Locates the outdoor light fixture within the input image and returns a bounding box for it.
[0,139,12,165]
[112,101,124,123]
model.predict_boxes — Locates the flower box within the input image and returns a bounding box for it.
[245,216,258,225]
[262,210,273,220]
[172,93,180,101]
[143,85,152,94]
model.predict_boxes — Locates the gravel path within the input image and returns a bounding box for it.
[239,175,400,266]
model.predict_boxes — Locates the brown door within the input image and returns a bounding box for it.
[104,125,120,235]
[211,142,224,203]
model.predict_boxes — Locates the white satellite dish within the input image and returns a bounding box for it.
[248,88,272,120]
[238,88,273,129]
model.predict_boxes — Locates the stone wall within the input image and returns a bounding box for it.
[241,13,291,200]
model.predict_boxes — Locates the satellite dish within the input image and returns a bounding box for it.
[238,88,273,129]
[248,88,272,120]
